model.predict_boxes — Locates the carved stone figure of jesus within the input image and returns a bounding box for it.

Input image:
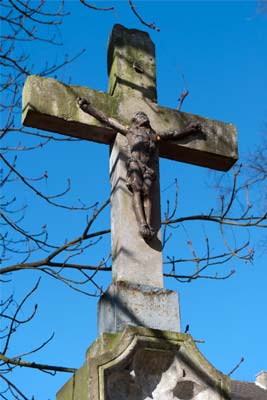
[77,98,204,240]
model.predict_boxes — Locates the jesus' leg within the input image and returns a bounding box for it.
[143,177,156,239]
[132,191,151,238]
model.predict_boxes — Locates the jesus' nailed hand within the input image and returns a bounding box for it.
[77,97,205,241]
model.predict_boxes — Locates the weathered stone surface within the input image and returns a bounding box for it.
[98,282,180,335]
[110,132,163,287]
[57,326,231,400]
[22,75,118,143]
[107,24,157,102]
[56,366,88,400]
[105,348,223,399]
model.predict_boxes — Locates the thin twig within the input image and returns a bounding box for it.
[178,89,189,111]
[228,357,244,376]
[0,374,28,400]
[128,0,160,31]
[79,0,114,11]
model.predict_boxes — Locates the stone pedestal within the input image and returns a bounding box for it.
[57,326,231,400]
[98,281,181,335]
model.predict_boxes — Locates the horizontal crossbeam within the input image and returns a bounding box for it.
[22,75,238,171]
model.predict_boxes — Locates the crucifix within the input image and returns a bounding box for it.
[22,24,237,332]
[76,98,204,240]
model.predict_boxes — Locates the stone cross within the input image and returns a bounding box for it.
[22,24,237,333]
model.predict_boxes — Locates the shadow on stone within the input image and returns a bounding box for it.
[98,281,181,335]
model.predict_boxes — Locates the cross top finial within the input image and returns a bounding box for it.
[107,24,157,101]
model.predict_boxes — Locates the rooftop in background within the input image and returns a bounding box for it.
[232,371,267,400]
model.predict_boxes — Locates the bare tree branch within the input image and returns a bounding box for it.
[0,353,76,374]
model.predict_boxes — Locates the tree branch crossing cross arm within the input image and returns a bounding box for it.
[22,24,238,290]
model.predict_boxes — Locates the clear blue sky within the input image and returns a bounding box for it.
[2,1,267,398]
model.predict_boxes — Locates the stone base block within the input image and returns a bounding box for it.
[98,281,181,335]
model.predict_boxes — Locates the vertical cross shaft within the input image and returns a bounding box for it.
[97,25,181,335]
[108,25,163,288]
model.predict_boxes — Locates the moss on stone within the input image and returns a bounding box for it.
[86,331,123,360]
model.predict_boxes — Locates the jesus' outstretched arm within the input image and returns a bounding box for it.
[77,97,128,135]
[158,122,205,142]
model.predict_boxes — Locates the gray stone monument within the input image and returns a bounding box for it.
[22,24,237,400]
